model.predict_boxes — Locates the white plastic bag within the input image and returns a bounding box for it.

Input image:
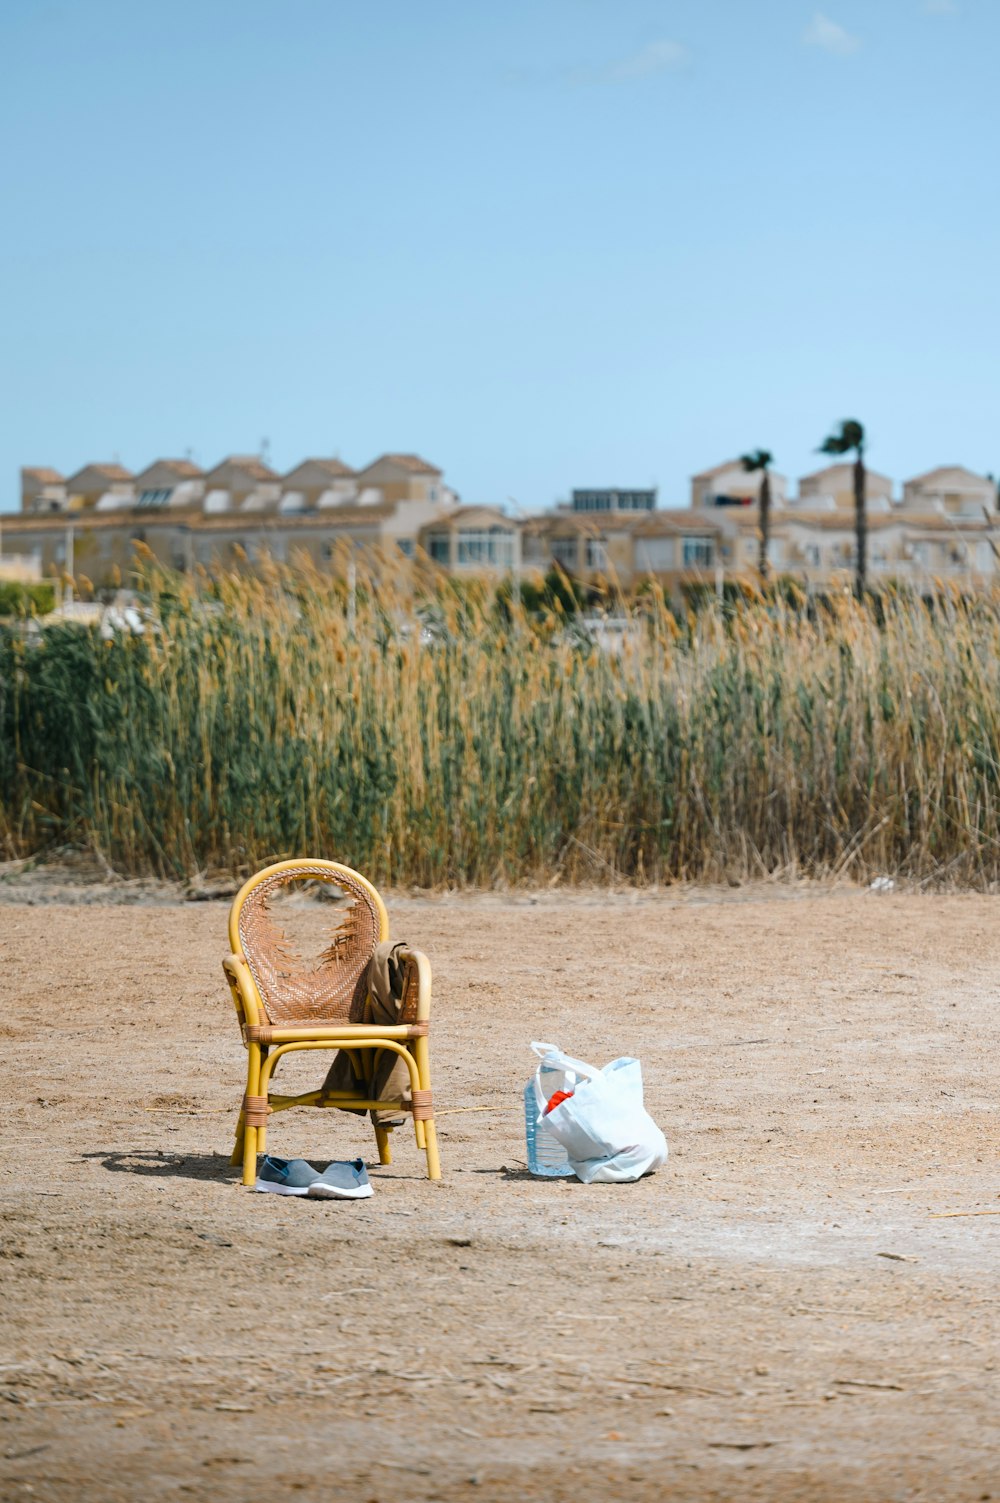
[529,1042,668,1184]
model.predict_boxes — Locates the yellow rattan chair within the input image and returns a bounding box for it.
[223,858,440,1185]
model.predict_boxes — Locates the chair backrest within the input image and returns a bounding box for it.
[229,859,389,1025]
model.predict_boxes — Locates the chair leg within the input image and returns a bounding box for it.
[373,1121,393,1165]
[230,1108,246,1167]
[242,1042,263,1187]
[423,1118,441,1182]
[413,1036,441,1181]
[256,1048,269,1157]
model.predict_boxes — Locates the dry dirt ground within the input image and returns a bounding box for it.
[1,884,998,1503]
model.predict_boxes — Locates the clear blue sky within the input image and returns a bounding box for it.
[2,0,997,512]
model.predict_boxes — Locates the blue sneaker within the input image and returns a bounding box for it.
[307,1159,374,1200]
[254,1156,321,1196]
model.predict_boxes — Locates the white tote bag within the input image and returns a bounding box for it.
[529,1042,668,1184]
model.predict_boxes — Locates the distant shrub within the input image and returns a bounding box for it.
[0,581,55,617]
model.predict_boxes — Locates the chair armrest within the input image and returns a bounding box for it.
[222,952,264,1035]
[396,946,432,1023]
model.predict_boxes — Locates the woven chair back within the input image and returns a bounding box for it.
[235,862,385,1025]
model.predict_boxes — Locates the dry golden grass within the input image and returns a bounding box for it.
[3,556,999,886]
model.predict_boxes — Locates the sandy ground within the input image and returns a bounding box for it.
[1,884,998,1503]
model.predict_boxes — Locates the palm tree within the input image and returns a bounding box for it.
[818,419,866,596]
[740,449,774,585]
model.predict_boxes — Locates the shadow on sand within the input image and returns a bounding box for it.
[83,1149,239,1184]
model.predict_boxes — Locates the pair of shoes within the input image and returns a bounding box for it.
[254,1156,373,1199]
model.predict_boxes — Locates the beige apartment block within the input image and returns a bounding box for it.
[0,507,398,584]
[691,459,789,511]
[354,453,453,508]
[419,507,519,573]
[129,459,205,512]
[631,511,725,588]
[901,466,996,518]
[201,455,281,512]
[2,449,461,590]
[520,511,644,582]
[7,449,1000,603]
[796,463,894,511]
[21,467,68,514]
[280,458,357,511]
[63,462,134,513]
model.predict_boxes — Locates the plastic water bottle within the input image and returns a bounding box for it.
[524,1071,574,1178]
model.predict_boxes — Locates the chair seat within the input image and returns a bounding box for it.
[245,1020,428,1044]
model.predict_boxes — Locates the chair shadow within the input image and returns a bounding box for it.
[83,1150,435,1186]
[83,1150,240,1184]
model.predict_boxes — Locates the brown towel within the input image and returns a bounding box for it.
[320,940,411,1125]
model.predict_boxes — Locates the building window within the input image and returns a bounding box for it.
[455,528,514,567]
[682,536,715,568]
[426,534,450,564]
[137,488,172,508]
[585,538,609,570]
[571,488,656,513]
[804,544,820,567]
[550,537,579,570]
[397,537,415,557]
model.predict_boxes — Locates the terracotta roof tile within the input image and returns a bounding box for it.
[364,453,442,475]
[21,467,65,484]
[136,458,204,479]
[67,462,134,483]
[283,458,356,480]
[203,455,278,483]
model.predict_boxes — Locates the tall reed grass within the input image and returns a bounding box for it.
[2,557,1000,887]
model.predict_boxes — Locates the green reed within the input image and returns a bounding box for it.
[2,557,1000,887]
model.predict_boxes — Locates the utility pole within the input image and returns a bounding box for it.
[65,523,75,606]
[505,497,526,606]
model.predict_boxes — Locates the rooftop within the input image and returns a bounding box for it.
[66,462,134,483]
[362,453,442,475]
[284,458,356,479]
[136,458,204,479]
[22,467,65,484]
[203,455,279,483]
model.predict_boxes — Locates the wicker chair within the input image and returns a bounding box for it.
[223,859,440,1185]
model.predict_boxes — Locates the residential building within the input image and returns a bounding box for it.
[64,462,134,513]
[7,447,1000,603]
[520,510,643,581]
[419,507,519,572]
[796,463,894,511]
[632,511,726,581]
[900,466,996,518]
[128,459,205,512]
[21,467,67,513]
[201,455,281,512]
[353,453,455,509]
[2,449,461,586]
[691,460,789,511]
[280,458,357,511]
